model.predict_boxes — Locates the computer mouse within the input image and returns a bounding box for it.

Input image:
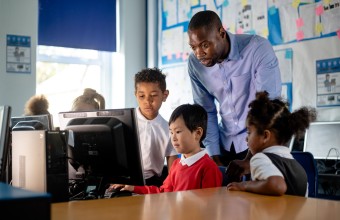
[104,187,132,198]
[110,189,133,198]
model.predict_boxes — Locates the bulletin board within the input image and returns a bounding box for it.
[159,0,339,67]
[158,0,340,121]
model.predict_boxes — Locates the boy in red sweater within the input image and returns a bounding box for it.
[109,103,222,194]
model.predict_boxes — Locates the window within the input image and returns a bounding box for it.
[36,46,115,127]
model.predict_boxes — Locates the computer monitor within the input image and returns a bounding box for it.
[58,111,99,130]
[64,108,145,197]
[0,106,11,182]
[303,121,340,159]
[11,114,53,131]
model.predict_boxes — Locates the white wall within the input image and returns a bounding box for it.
[117,0,147,108]
[0,0,38,117]
[274,36,340,121]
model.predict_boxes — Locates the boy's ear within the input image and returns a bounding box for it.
[163,90,169,102]
[195,127,203,141]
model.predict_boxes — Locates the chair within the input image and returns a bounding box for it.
[291,151,318,198]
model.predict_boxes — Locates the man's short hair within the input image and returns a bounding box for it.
[188,10,222,32]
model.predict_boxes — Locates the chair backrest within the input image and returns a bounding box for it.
[291,151,318,197]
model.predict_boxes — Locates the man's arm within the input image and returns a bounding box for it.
[188,55,221,158]
[253,37,281,98]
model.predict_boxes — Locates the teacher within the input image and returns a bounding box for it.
[187,10,282,182]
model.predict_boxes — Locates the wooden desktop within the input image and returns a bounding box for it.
[52,187,340,220]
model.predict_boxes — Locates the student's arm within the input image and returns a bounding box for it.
[226,176,287,196]
[134,174,174,194]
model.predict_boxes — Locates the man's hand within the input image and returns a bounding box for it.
[225,159,250,179]
[225,150,252,181]
[211,155,224,166]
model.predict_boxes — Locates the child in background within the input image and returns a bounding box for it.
[134,67,178,186]
[109,103,222,194]
[227,91,317,196]
[71,88,105,111]
[24,94,50,115]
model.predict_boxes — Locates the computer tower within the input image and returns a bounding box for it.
[11,130,69,202]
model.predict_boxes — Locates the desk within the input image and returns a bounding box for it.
[0,183,51,220]
[52,187,340,220]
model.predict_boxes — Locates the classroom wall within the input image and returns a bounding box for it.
[118,0,146,108]
[0,0,147,115]
[0,0,37,117]
[274,36,340,121]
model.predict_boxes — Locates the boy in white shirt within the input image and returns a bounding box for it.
[134,67,178,186]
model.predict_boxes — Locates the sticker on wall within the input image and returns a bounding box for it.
[6,35,31,74]
[316,57,340,108]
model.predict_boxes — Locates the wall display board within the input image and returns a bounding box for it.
[159,0,339,67]
[275,48,293,111]
[159,0,340,120]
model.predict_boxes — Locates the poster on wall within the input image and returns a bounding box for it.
[316,57,340,107]
[6,34,31,74]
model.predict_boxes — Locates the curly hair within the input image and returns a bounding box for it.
[24,94,50,116]
[134,67,167,92]
[247,91,317,145]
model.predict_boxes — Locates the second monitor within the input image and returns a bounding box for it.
[63,108,145,199]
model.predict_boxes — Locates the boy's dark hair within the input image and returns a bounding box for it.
[169,104,207,142]
[134,67,167,92]
[188,10,222,32]
[247,91,317,145]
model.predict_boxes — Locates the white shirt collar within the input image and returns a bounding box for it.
[180,149,207,166]
[136,107,161,123]
[262,145,293,159]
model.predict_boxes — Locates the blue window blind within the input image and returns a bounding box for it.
[38,0,116,52]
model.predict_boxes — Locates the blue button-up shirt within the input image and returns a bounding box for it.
[188,32,281,156]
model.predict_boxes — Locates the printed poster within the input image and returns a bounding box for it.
[316,57,340,107]
[6,35,31,74]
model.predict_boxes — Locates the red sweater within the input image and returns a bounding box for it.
[134,154,222,194]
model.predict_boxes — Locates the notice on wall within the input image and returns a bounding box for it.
[6,35,31,74]
[316,57,340,107]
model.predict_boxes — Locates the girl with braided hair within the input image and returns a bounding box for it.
[227,91,317,196]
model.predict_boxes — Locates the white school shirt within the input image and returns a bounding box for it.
[136,107,177,179]
[250,146,308,197]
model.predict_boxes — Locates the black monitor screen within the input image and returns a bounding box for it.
[65,108,145,193]
[11,114,53,131]
[0,105,11,182]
